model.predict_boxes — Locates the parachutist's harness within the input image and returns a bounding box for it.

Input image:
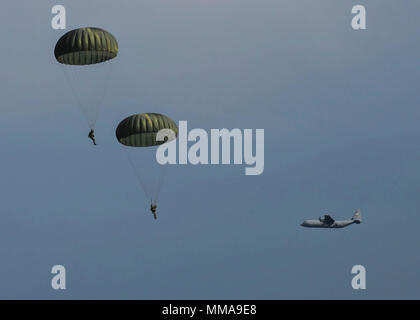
[88,130,97,146]
[151,201,157,220]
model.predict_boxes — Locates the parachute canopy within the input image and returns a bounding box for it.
[116,113,178,147]
[54,27,118,65]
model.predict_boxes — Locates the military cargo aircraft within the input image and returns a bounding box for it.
[301,209,362,228]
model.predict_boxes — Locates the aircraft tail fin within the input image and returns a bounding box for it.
[351,209,362,224]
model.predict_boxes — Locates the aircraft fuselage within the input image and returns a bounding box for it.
[300,220,357,228]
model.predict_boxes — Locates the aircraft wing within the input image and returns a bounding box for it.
[324,215,335,225]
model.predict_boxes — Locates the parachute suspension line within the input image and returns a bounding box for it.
[60,62,115,130]
[60,67,93,129]
[154,163,167,201]
[91,62,115,129]
[123,148,151,200]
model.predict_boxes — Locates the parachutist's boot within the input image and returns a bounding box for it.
[89,137,96,145]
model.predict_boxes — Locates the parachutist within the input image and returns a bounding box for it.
[116,114,178,219]
[88,129,97,146]
[150,200,157,220]
[55,28,118,141]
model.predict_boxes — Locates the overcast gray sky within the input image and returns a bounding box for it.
[0,0,419,299]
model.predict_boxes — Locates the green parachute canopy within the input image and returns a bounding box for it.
[116,113,178,147]
[54,27,118,65]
